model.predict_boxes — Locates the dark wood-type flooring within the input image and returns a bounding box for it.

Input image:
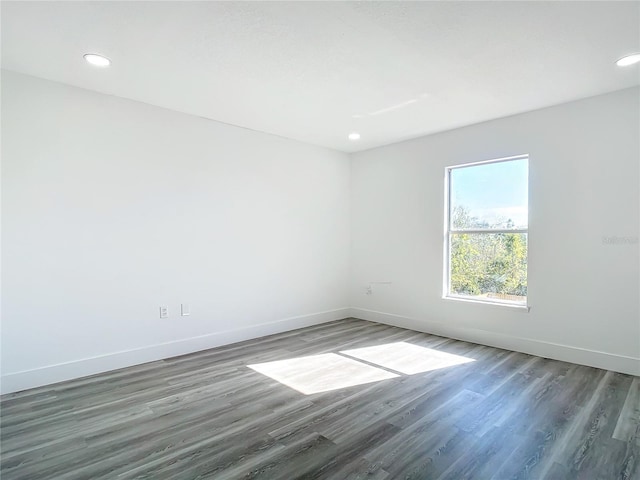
[1,318,639,479]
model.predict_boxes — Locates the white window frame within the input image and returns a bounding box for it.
[443,154,529,308]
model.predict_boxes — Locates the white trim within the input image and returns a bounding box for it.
[349,307,640,377]
[0,308,350,395]
[446,153,529,170]
[443,167,452,297]
[443,294,530,311]
[450,228,529,235]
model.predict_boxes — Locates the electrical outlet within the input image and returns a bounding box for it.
[159,306,169,318]
[181,303,190,316]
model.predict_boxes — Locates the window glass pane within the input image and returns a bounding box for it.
[450,232,527,304]
[450,158,528,230]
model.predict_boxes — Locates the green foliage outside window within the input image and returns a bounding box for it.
[450,206,527,298]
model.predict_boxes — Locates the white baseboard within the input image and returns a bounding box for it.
[0,308,350,395]
[4,306,636,395]
[349,307,640,377]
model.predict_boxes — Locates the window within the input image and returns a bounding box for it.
[444,155,529,306]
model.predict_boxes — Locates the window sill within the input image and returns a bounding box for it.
[443,295,531,312]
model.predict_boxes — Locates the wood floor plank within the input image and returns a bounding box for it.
[1,318,638,479]
[614,377,640,445]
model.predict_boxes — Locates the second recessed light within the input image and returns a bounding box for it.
[84,53,111,67]
[348,132,361,141]
[616,53,640,67]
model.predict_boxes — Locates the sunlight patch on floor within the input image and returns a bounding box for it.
[248,353,398,395]
[340,342,475,375]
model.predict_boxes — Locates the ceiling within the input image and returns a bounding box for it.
[2,1,639,153]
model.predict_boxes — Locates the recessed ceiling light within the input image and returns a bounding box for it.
[616,53,640,67]
[348,132,361,141]
[83,53,111,67]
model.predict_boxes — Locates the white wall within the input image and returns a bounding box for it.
[1,71,351,393]
[350,87,640,376]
